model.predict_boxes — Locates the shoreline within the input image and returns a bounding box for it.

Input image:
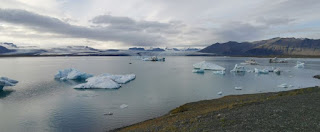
[112,84,320,131]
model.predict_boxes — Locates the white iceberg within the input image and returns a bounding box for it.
[230,64,246,72]
[193,61,225,71]
[235,87,242,90]
[74,76,121,89]
[192,69,204,73]
[217,91,223,95]
[74,73,136,89]
[0,77,19,90]
[212,70,225,75]
[54,68,93,80]
[97,74,136,84]
[254,68,269,74]
[120,104,128,109]
[142,56,165,61]
[295,61,305,68]
[277,83,288,88]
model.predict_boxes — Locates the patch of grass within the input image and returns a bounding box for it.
[170,105,188,114]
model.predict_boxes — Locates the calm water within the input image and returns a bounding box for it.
[0,56,319,131]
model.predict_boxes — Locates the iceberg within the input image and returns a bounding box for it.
[235,87,242,90]
[254,68,269,74]
[192,69,204,73]
[74,73,136,89]
[97,74,136,84]
[230,64,246,72]
[295,61,305,68]
[142,56,165,61]
[74,76,121,89]
[212,70,225,75]
[0,77,19,90]
[54,68,93,80]
[217,91,223,95]
[193,61,225,71]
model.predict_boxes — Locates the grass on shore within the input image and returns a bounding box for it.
[113,86,320,132]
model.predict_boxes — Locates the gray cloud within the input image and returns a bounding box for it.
[0,8,167,46]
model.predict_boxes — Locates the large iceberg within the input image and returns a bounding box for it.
[74,76,121,89]
[193,61,225,71]
[74,74,136,89]
[0,77,19,90]
[230,64,246,72]
[54,68,93,80]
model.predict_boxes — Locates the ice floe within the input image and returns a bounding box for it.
[74,76,120,89]
[54,68,93,80]
[74,74,136,89]
[235,87,242,90]
[192,69,204,73]
[0,77,19,90]
[193,61,225,71]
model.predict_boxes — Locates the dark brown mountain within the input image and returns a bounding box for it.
[199,38,320,56]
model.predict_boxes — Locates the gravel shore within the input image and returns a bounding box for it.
[112,85,320,132]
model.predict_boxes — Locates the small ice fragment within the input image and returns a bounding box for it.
[192,69,204,73]
[230,64,246,72]
[217,91,223,95]
[120,104,128,109]
[295,61,305,68]
[277,83,288,88]
[212,70,225,75]
[254,68,269,74]
[235,87,242,90]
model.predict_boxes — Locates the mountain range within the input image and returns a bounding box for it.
[200,37,320,56]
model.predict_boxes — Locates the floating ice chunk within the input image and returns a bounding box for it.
[0,77,19,90]
[192,69,204,73]
[277,83,288,88]
[295,61,305,68]
[212,70,225,75]
[235,87,242,90]
[74,76,121,89]
[142,56,165,61]
[217,91,223,95]
[193,61,225,71]
[54,68,93,80]
[254,68,269,74]
[104,112,113,115]
[120,104,128,109]
[230,64,245,72]
[97,74,136,84]
[274,68,281,75]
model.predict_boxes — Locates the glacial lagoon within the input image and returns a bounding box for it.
[0,56,319,131]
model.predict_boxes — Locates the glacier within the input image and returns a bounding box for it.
[193,61,225,71]
[54,68,93,80]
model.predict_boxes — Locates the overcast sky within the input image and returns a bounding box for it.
[0,0,320,49]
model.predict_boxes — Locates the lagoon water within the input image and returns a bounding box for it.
[0,56,319,131]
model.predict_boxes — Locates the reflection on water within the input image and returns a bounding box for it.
[0,89,14,98]
[0,56,319,132]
